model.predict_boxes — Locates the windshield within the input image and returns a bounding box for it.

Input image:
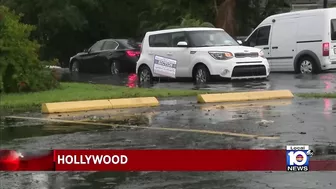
[118,39,140,49]
[187,30,239,47]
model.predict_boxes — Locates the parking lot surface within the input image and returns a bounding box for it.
[1,95,336,188]
[59,69,336,93]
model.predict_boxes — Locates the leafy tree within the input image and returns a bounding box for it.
[0,6,58,93]
[166,14,215,29]
[0,0,292,71]
[139,0,215,33]
[214,0,291,36]
[1,0,150,66]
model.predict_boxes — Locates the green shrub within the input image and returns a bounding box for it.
[0,6,58,93]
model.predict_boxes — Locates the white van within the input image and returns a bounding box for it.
[243,8,336,74]
[136,27,270,84]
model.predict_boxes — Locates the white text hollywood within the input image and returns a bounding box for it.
[57,155,128,165]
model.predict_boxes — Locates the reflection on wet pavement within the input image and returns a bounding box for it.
[1,97,336,188]
[58,68,336,93]
[2,69,336,188]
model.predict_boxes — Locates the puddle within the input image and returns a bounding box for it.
[1,114,151,143]
[311,145,336,156]
[90,114,150,125]
[0,124,110,142]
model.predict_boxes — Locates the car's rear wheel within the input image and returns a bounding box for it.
[71,61,79,73]
[298,56,319,74]
[138,65,153,86]
[110,61,120,75]
[193,65,210,84]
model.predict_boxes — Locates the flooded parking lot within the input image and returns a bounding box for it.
[58,68,336,93]
[1,96,336,188]
[1,70,336,188]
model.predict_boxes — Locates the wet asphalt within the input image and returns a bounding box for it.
[59,69,336,93]
[1,70,336,189]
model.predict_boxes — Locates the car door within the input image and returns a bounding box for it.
[269,20,297,71]
[170,32,190,77]
[149,33,177,78]
[81,40,105,73]
[244,25,272,65]
[98,40,119,72]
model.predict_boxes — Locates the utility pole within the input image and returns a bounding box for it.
[323,0,328,8]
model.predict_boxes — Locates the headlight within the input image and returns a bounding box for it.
[259,50,265,58]
[208,51,234,60]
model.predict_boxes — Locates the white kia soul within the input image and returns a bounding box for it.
[136,27,270,84]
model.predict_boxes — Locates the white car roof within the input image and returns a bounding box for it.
[146,27,224,35]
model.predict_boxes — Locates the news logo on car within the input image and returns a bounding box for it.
[286,145,313,172]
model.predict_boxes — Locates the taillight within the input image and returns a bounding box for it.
[126,50,140,57]
[323,42,329,56]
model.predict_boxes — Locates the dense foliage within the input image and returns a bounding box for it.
[0,6,58,93]
[0,0,290,93]
[0,0,290,67]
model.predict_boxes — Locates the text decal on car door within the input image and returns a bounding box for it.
[153,55,177,78]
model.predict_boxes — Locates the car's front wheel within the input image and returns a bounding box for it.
[70,61,80,73]
[138,65,153,86]
[193,65,210,84]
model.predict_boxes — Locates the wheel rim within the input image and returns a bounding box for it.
[72,62,79,72]
[195,69,207,83]
[111,62,119,75]
[140,69,151,83]
[300,60,313,74]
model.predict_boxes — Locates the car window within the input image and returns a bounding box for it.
[171,32,187,47]
[149,34,171,47]
[331,19,336,40]
[89,41,104,52]
[102,41,118,50]
[256,26,271,46]
[245,29,258,47]
[187,30,238,47]
[117,39,140,49]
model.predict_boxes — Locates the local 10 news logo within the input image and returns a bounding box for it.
[286,145,313,172]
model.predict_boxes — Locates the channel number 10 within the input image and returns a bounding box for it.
[286,145,313,172]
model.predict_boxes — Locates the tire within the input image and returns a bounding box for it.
[297,56,320,74]
[137,65,153,86]
[110,60,120,75]
[193,64,210,84]
[70,61,80,73]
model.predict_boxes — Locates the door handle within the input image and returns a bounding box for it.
[272,47,278,49]
[167,52,173,56]
[263,47,269,50]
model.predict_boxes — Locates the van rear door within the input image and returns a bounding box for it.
[329,19,336,61]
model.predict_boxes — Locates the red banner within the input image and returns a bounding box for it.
[54,149,285,171]
[1,149,336,171]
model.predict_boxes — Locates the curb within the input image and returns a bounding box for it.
[41,90,294,114]
[41,97,159,114]
[197,90,294,103]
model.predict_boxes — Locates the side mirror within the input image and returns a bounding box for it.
[177,41,188,47]
[250,41,256,47]
[237,40,243,45]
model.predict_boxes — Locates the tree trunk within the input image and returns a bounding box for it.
[215,0,236,37]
